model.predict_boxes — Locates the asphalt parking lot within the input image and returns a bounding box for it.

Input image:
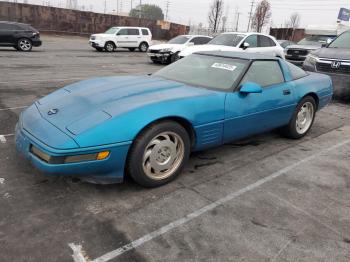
[1,35,350,262]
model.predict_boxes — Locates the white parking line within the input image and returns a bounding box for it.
[0,106,27,111]
[0,134,14,144]
[0,136,6,143]
[69,138,350,262]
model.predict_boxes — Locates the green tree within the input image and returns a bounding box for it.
[129,4,164,20]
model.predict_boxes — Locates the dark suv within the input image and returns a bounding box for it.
[303,30,350,101]
[0,21,42,51]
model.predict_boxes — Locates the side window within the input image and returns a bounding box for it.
[127,29,140,35]
[199,37,212,44]
[240,61,285,87]
[190,37,205,45]
[286,62,308,80]
[141,29,149,35]
[117,29,128,35]
[0,23,20,30]
[258,35,276,47]
[244,35,258,47]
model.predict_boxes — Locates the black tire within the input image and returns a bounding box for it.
[170,52,180,63]
[128,48,136,52]
[139,42,149,52]
[126,121,191,187]
[17,38,32,52]
[281,96,316,139]
[95,47,104,52]
[104,41,115,52]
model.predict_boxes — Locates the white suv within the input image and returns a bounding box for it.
[89,27,152,52]
[179,32,285,59]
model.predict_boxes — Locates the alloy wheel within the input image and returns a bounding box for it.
[142,132,185,180]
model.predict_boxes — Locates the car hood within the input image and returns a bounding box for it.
[35,76,220,136]
[311,47,350,60]
[149,43,183,51]
[287,44,321,50]
[91,33,111,38]
[179,44,240,56]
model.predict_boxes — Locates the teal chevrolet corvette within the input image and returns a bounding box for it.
[16,52,333,187]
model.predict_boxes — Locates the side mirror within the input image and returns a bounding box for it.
[187,42,195,46]
[239,82,263,94]
[241,42,250,50]
[321,43,327,48]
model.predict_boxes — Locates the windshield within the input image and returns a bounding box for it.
[208,34,245,46]
[105,27,119,34]
[328,31,350,48]
[154,54,248,90]
[168,36,191,44]
[297,35,333,46]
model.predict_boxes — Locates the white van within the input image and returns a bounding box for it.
[89,27,152,52]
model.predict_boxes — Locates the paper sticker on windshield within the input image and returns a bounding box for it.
[211,63,237,71]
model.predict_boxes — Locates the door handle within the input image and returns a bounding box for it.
[283,89,291,95]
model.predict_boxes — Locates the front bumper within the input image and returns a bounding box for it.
[286,55,307,66]
[15,120,132,184]
[89,40,104,48]
[147,51,172,62]
[32,39,42,47]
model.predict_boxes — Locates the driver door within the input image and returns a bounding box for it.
[115,28,130,48]
[223,60,296,143]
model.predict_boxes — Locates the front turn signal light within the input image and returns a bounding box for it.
[97,151,110,160]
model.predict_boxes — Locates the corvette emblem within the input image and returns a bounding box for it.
[331,61,341,69]
[47,108,59,115]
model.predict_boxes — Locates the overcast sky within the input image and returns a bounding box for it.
[25,0,350,31]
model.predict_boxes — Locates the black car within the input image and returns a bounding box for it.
[0,21,42,51]
[285,35,335,66]
[303,30,350,101]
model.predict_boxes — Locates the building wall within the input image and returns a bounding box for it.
[0,2,189,39]
[270,28,306,42]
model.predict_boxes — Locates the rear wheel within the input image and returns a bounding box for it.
[126,121,190,187]
[139,42,149,52]
[17,38,32,51]
[104,41,115,52]
[281,96,316,139]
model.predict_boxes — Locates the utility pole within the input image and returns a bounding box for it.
[138,0,142,19]
[165,0,170,21]
[130,0,132,11]
[235,12,241,31]
[247,0,254,32]
[104,0,107,13]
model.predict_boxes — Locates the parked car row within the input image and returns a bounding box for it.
[148,32,285,64]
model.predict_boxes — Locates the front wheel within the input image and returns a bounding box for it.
[170,52,180,63]
[281,96,316,139]
[126,121,190,187]
[139,42,149,52]
[104,41,115,52]
[17,38,32,51]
